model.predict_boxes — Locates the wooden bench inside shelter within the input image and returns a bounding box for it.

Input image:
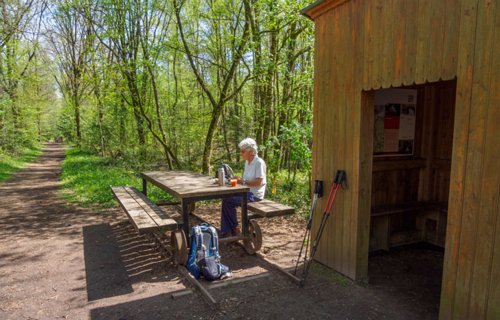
[248,199,295,219]
[111,186,178,235]
[370,201,448,251]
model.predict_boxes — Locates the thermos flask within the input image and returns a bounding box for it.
[218,168,225,186]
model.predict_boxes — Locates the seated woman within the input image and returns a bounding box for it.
[220,138,266,237]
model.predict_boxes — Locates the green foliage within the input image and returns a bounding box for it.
[0,0,54,153]
[0,146,42,183]
[279,121,312,171]
[266,169,310,218]
[2,0,315,215]
[61,148,312,218]
[60,148,175,209]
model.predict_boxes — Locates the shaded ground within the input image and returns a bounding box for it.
[0,144,443,320]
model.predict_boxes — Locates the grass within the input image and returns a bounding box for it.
[60,148,312,217]
[60,148,174,209]
[0,146,42,183]
[266,170,311,218]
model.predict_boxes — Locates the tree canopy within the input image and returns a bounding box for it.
[0,0,314,176]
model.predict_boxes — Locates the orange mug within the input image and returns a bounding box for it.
[230,179,237,187]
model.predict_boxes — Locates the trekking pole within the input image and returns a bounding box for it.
[301,170,347,284]
[294,180,323,275]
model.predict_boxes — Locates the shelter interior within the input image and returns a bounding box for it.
[365,80,457,312]
[367,80,456,257]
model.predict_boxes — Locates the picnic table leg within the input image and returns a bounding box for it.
[181,199,190,236]
[241,192,248,236]
[142,178,148,196]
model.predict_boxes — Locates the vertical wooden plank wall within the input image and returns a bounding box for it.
[360,0,458,90]
[442,0,461,80]
[414,81,456,203]
[485,4,500,318]
[311,1,357,278]
[352,0,369,280]
[426,82,456,203]
[439,0,479,318]
[418,85,438,201]
[401,0,418,87]
[312,0,459,280]
[310,14,328,276]
[441,0,500,319]
[307,0,500,317]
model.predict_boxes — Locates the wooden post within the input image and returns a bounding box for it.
[181,199,190,236]
[142,178,147,196]
[241,192,249,235]
[177,266,218,309]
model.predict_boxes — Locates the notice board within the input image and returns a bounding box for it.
[373,89,417,156]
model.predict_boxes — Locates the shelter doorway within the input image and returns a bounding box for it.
[364,79,457,311]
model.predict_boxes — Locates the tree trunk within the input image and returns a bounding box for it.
[93,85,106,156]
[146,62,180,168]
[202,105,224,173]
[174,0,251,173]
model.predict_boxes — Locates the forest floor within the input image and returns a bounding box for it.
[0,143,443,320]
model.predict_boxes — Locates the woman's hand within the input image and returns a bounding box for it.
[238,177,263,187]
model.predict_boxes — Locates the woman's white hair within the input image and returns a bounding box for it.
[238,138,258,155]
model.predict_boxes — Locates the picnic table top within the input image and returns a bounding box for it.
[141,170,250,199]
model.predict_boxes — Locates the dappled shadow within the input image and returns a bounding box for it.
[83,220,187,302]
[0,206,89,239]
[0,143,101,240]
[0,144,443,319]
[110,222,181,284]
[0,251,48,274]
[0,143,274,306]
[89,260,434,320]
[0,143,115,282]
[83,223,134,301]
[114,217,276,286]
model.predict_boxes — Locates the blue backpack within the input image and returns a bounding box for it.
[186,223,230,280]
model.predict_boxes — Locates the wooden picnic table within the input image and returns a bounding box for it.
[140,170,250,237]
[111,170,270,306]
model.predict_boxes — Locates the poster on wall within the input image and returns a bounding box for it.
[373,89,417,156]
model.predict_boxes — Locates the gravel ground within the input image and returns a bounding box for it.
[0,143,442,320]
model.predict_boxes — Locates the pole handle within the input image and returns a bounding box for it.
[334,170,347,188]
[314,180,323,198]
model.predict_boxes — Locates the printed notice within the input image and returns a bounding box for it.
[373,89,417,156]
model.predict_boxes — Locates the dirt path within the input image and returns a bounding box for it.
[0,144,441,320]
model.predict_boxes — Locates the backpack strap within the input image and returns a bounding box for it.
[207,225,220,259]
[194,225,205,260]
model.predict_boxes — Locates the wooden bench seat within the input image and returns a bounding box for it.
[248,199,295,219]
[371,202,439,217]
[111,186,178,235]
[370,201,447,251]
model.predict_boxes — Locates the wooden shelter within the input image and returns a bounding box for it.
[302,0,499,318]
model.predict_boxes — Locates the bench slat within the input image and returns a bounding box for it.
[248,199,295,218]
[112,187,157,233]
[123,186,178,230]
[112,186,177,234]
[371,202,445,217]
